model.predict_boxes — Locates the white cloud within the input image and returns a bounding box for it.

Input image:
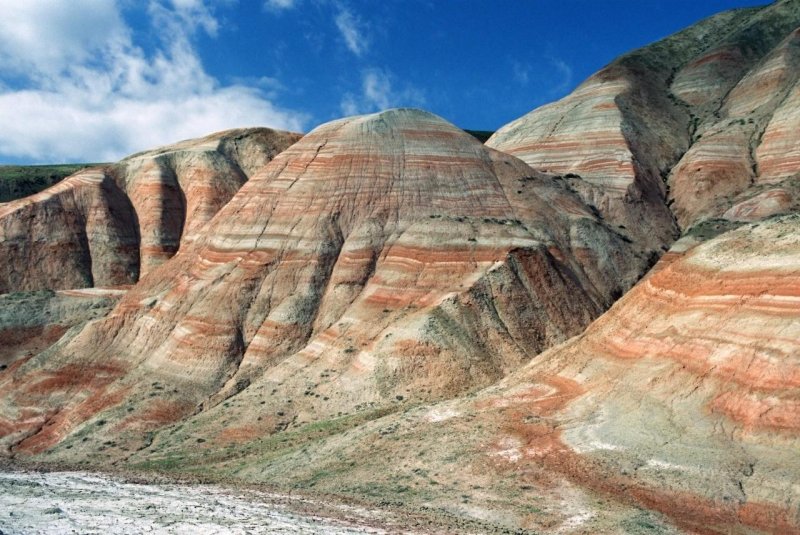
[340,68,425,116]
[335,7,368,56]
[264,0,297,10]
[547,56,573,95]
[512,61,530,86]
[0,0,307,163]
[155,0,220,36]
[0,0,129,78]
[0,87,306,163]
[363,70,392,110]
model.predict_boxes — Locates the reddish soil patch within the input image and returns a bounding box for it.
[215,425,267,445]
[15,385,131,454]
[22,362,126,396]
[116,399,195,432]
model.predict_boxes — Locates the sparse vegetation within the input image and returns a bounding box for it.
[684,218,744,240]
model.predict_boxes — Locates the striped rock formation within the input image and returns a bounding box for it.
[475,214,800,533]
[669,20,800,229]
[0,128,301,293]
[0,168,140,292]
[1,2,799,532]
[488,0,800,249]
[0,109,647,460]
[233,214,800,534]
[0,288,124,370]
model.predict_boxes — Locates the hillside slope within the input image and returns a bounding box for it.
[150,214,799,534]
[1,2,799,534]
[0,128,301,293]
[487,0,800,251]
[0,109,649,465]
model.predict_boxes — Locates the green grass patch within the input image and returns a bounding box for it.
[133,405,403,478]
[683,218,744,241]
[238,406,400,461]
[131,454,190,472]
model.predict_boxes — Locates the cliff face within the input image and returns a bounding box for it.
[0,128,301,293]
[0,169,140,291]
[0,109,648,460]
[487,0,800,249]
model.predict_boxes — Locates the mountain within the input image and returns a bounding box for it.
[2,2,800,534]
[0,128,301,293]
[0,108,647,461]
[487,0,800,253]
[212,214,798,534]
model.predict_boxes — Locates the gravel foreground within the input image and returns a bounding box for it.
[0,470,401,534]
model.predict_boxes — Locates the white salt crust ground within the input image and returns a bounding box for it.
[0,470,394,534]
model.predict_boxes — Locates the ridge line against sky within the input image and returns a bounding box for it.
[0,0,770,164]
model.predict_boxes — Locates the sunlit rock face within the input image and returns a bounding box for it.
[0,128,301,293]
[486,69,683,257]
[488,0,800,246]
[669,24,800,230]
[0,109,647,459]
[478,214,800,534]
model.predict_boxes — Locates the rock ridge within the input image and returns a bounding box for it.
[0,127,302,293]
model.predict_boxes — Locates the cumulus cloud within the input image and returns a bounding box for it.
[335,7,369,56]
[340,68,425,116]
[0,0,307,163]
[0,0,128,78]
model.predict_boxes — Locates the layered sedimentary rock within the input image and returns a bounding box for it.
[475,214,800,533]
[229,215,800,534]
[0,109,647,460]
[488,69,683,256]
[668,22,800,230]
[755,61,800,182]
[488,0,800,243]
[1,1,800,532]
[0,128,301,293]
[0,288,124,369]
[0,169,140,292]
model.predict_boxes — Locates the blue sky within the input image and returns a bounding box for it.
[0,0,768,164]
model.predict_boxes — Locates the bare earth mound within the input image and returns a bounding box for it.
[0,109,646,466]
[190,215,798,534]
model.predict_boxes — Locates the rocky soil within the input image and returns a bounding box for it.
[0,470,396,534]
